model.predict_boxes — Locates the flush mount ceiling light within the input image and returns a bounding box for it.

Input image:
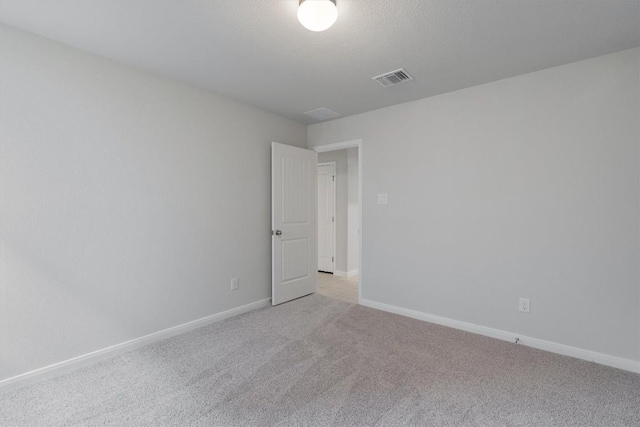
[297,0,338,32]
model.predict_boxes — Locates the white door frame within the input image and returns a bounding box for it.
[312,139,363,304]
[317,161,337,273]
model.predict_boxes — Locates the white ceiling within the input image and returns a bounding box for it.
[1,1,638,124]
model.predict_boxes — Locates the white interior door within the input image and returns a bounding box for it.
[272,142,317,305]
[317,163,335,273]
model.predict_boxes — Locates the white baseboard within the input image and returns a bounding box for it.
[0,298,272,393]
[360,299,640,374]
[347,269,359,277]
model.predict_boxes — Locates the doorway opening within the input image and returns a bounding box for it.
[317,161,336,274]
[313,140,362,304]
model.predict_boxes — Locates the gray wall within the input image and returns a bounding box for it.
[347,148,359,274]
[0,24,307,381]
[309,48,640,362]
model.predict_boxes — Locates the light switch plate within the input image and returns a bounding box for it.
[378,194,388,204]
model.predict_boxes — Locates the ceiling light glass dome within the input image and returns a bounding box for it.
[297,0,338,32]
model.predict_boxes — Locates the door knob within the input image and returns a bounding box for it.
[274,230,282,236]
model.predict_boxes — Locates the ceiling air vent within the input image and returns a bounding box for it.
[372,68,414,87]
[303,107,341,121]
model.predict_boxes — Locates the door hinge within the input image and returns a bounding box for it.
[332,257,334,262]
[332,216,334,222]
[332,175,335,182]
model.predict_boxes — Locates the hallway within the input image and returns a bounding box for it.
[316,272,358,304]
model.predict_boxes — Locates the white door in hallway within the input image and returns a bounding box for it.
[317,163,335,273]
[271,142,318,305]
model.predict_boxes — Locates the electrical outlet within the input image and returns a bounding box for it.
[378,194,388,204]
[231,277,239,291]
[519,298,530,313]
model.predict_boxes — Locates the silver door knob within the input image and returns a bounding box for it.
[274,230,282,236]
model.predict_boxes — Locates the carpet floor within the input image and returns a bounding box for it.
[1,294,639,426]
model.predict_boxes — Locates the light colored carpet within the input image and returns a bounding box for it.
[1,294,639,426]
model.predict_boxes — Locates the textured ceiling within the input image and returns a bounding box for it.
[1,1,639,124]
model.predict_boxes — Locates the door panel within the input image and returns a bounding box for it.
[282,238,310,282]
[282,158,310,224]
[272,142,317,305]
[317,163,335,273]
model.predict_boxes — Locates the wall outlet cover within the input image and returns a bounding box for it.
[519,298,531,313]
[231,278,239,291]
[378,194,388,204]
